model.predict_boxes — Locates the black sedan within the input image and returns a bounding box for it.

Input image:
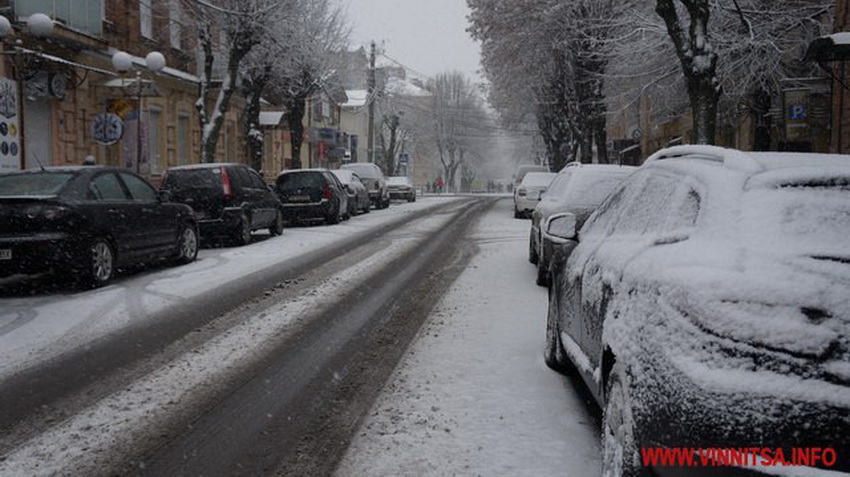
[0,166,198,288]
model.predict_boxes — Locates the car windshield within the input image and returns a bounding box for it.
[564,172,633,208]
[0,172,74,197]
[342,164,379,179]
[162,169,218,188]
[277,172,323,190]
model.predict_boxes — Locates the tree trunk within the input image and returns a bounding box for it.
[656,0,719,145]
[287,97,307,169]
[243,67,271,172]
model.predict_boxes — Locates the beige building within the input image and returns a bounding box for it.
[0,0,247,184]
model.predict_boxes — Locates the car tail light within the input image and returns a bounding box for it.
[220,169,233,198]
[25,204,70,220]
[322,186,333,199]
[517,188,527,197]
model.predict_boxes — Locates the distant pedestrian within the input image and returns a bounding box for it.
[435,176,444,193]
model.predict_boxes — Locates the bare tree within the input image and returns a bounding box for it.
[264,0,349,169]
[426,72,487,192]
[181,0,282,163]
[468,0,620,168]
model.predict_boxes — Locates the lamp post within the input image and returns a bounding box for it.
[111,50,164,175]
[0,12,55,171]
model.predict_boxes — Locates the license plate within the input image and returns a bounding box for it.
[289,195,310,202]
[0,249,11,260]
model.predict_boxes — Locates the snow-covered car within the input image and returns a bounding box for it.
[340,162,390,209]
[0,166,198,287]
[530,163,635,286]
[512,164,549,189]
[513,171,556,218]
[544,145,850,476]
[387,176,416,202]
[332,169,371,216]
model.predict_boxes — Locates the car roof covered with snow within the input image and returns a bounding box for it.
[519,171,557,187]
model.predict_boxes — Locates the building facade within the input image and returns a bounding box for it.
[0,0,247,181]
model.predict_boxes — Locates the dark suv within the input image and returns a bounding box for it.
[274,169,348,224]
[160,163,283,245]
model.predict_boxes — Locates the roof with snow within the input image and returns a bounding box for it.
[342,90,369,108]
[385,76,431,98]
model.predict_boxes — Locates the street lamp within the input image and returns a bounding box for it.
[0,12,55,171]
[110,50,164,174]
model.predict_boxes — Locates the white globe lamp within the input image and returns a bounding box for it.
[111,51,132,72]
[145,51,165,73]
[27,13,54,38]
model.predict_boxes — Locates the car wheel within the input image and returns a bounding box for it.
[408,195,416,202]
[174,223,199,264]
[543,284,572,373]
[362,200,371,213]
[536,258,549,287]
[269,210,284,236]
[82,238,115,288]
[326,202,341,224]
[529,237,539,264]
[602,362,640,477]
[233,211,252,246]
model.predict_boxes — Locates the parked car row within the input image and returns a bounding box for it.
[1,161,416,288]
[530,146,850,476]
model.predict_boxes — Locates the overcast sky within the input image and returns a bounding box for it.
[344,0,483,82]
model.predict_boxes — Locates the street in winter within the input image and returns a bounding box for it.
[1,0,849,476]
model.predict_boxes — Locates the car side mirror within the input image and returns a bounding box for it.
[158,190,172,203]
[545,212,577,241]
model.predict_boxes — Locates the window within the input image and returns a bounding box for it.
[140,0,153,39]
[177,114,190,166]
[148,107,162,173]
[119,173,157,201]
[169,0,183,50]
[18,0,103,35]
[90,173,127,201]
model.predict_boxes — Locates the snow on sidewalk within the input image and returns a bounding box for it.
[335,200,601,476]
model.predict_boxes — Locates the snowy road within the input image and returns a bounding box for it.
[0,196,601,476]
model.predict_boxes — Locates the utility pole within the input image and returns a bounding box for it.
[366,41,376,164]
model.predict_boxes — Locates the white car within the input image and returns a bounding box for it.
[387,176,416,202]
[513,171,556,218]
